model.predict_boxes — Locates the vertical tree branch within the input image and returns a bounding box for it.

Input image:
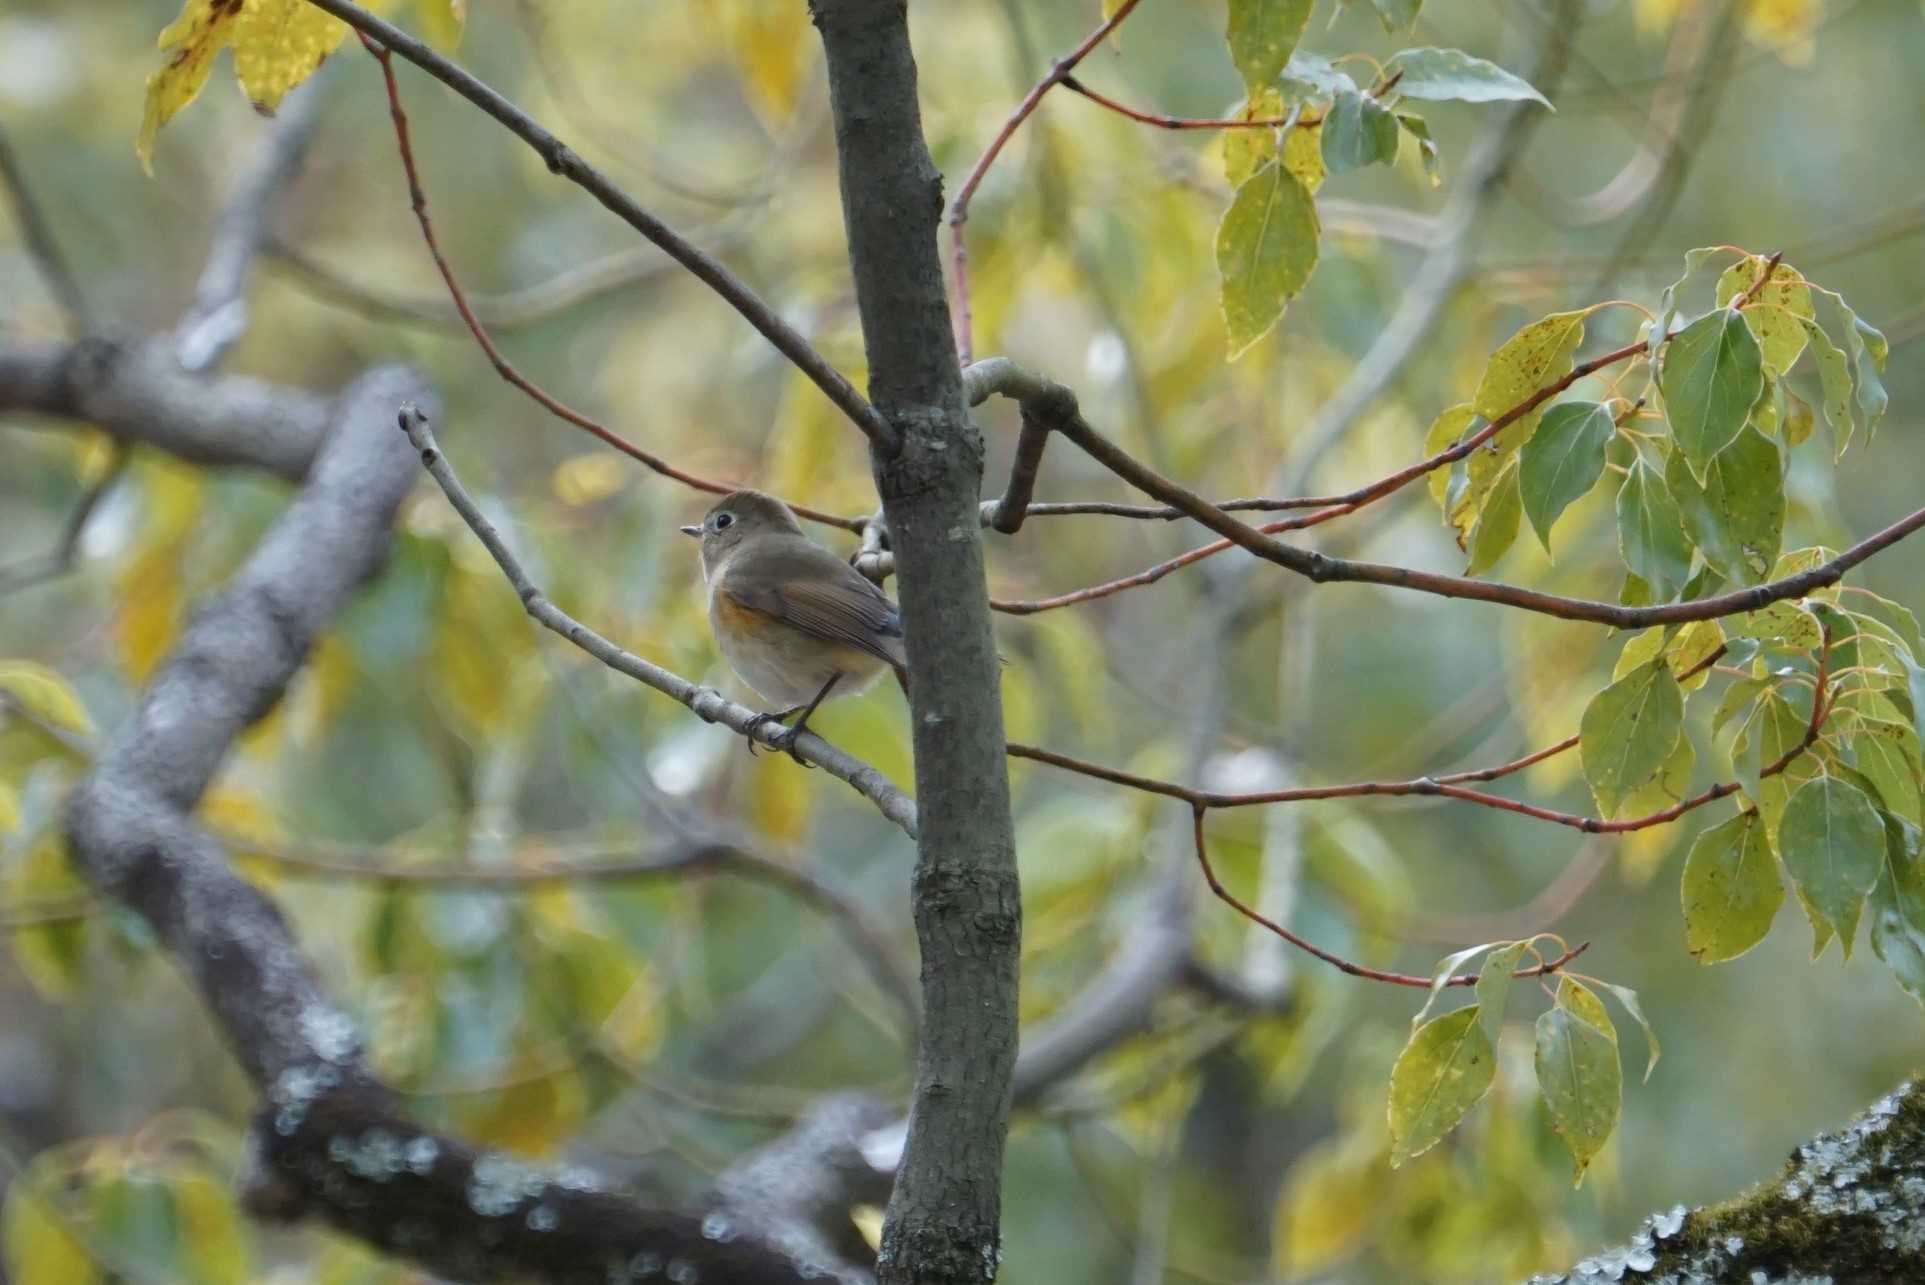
[810,2,1022,1282]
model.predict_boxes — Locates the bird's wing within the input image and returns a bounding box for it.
[723,561,906,669]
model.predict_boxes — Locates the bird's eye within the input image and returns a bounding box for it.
[714,512,734,530]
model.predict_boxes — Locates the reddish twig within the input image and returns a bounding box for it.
[990,340,1645,613]
[1189,807,1590,989]
[1058,75,1323,132]
[948,0,1144,363]
[356,34,862,530]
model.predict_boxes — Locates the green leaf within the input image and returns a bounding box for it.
[1579,658,1685,818]
[1216,161,1320,358]
[1396,112,1439,185]
[1599,982,1662,1082]
[1801,316,1855,459]
[1618,730,1695,819]
[1473,940,1529,1042]
[1519,401,1614,551]
[1869,815,1925,1005]
[1778,774,1884,957]
[1383,46,1551,106]
[1615,458,1693,599]
[1278,51,1357,102]
[1660,308,1764,480]
[1319,88,1399,174]
[1387,1006,1496,1166]
[1534,1006,1621,1185]
[1664,426,1784,584]
[1472,310,1587,425]
[1681,809,1783,963]
[1465,459,1521,575]
[1851,722,1923,827]
[1225,0,1315,91]
[1727,600,1821,651]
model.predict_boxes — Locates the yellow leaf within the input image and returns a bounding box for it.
[413,0,466,50]
[115,545,185,683]
[551,453,627,507]
[0,660,96,742]
[234,0,352,113]
[722,0,811,124]
[2,1185,100,1285]
[170,1171,253,1285]
[4,835,91,1000]
[138,0,244,174]
[1273,1139,1376,1278]
[458,1068,587,1157]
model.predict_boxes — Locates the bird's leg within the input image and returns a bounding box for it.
[744,703,805,757]
[772,673,842,766]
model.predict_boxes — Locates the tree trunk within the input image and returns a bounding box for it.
[810,2,1023,1282]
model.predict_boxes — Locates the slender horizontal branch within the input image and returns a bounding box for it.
[1059,76,1322,132]
[397,405,918,838]
[967,357,1925,628]
[299,0,895,452]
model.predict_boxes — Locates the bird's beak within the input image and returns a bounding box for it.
[679,525,701,538]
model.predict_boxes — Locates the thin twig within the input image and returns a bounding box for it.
[0,446,128,596]
[946,0,1145,363]
[0,126,91,331]
[301,0,896,451]
[396,405,918,838]
[175,77,329,374]
[1059,76,1321,132]
[359,37,861,531]
[1189,807,1591,989]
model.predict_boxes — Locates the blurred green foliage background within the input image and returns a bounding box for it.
[3,0,1924,1280]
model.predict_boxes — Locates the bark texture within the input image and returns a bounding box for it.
[1529,1078,1925,1284]
[811,2,1024,1281]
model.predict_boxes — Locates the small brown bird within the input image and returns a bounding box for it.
[682,490,906,760]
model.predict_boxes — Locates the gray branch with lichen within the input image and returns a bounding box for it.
[1528,1079,1925,1284]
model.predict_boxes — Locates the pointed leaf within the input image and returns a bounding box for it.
[1664,425,1784,584]
[1472,311,1587,424]
[1661,309,1764,479]
[1580,658,1685,818]
[1388,1006,1495,1166]
[1226,0,1315,90]
[1383,47,1551,106]
[1870,815,1925,1005]
[1473,940,1529,1041]
[1778,774,1884,957]
[1534,1007,1621,1185]
[1465,459,1521,574]
[1600,982,1662,1083]
[1615,459,1693,600]
[1216,162,1320,358]
[1519,401,1615,551]
[1320,89,1400,174]
[1682,809,1784,964]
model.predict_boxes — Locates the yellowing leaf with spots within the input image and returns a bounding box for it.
[138,0,245,173]
[234,0,351,114]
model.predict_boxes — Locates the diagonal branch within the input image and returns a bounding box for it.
[297,0,895,451]
[397,406,918,838]
[0,125,92,332]
[359,35,860,531]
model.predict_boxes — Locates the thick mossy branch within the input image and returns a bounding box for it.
[1528,1079,1925,1284]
